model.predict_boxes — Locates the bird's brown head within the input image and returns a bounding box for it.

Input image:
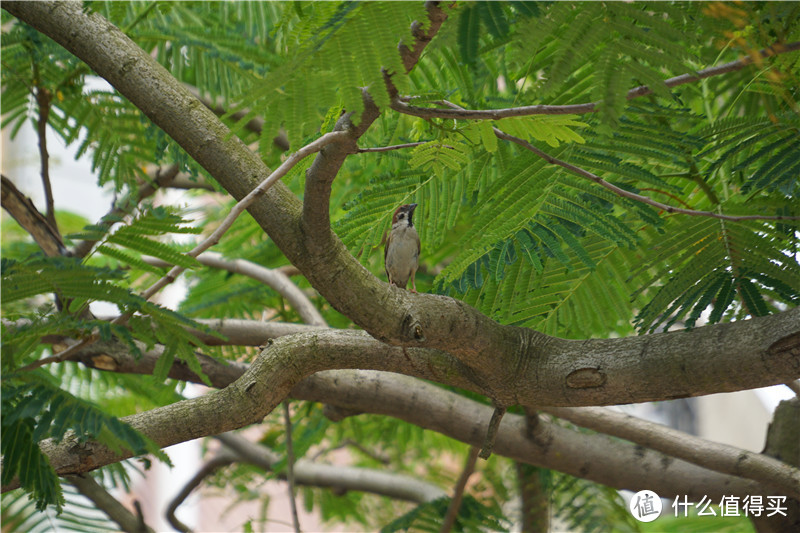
[392,203,418,226]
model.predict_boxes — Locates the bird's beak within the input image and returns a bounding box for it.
[409,203,418,212]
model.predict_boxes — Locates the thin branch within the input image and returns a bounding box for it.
[439,446,480,533]
[34,84,59,236]
[166,455,233,533]
[493,128,800,222]
[786,380,800,396]
[432,97,798,222]
[357,141,428,153]
[139,130,349,302]
[144,253,327,326]
[310,439,391,465]
[544,406,800,500]
[479,405,506,459]
[68,474,156,533]
[392,41,800,119]
[283,402,302,533]
[214,433,447,503]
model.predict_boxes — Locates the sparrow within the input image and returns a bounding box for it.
[385,203,420,292]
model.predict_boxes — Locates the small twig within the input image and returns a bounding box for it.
[16,338,89,373]
[357,141,428,153]
[133,501,147,533]
[310,439,391,465]
[479,405,506,459]
[392,41,800,120]
[524,409,540,440]
[166,455,234,533]
[493,128,800,222]
[283,402,302,533]
[398,1,449,74]
[439,446,480,533]
[35,84,59,236]
[785,380,800,396]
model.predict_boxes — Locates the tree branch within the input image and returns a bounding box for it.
[139,129,350,303]
[357,141,428,153]
[544,406,800,500]
[283,402,302,533]
[7,310,798,496]
[144,252,327,327]
[295,370,767,502]
[5,5,799,507]
[398,2,449,74]
[20,307,800,412]
[22,127,346,372]
[1,174,65,256]
[34,84,60,235]
[440,446,480,533]
[493,127,800,222]
[165,455,231,533]
[215,432,446,504]
[391,41,800,119]
[0,0,527,391]
[68,474,155,533]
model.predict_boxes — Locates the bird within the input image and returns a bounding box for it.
[385,203,420,292]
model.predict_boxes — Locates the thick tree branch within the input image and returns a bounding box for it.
[516,463,549,533]
[8,311,798,496]
[189,319,324,346]
[295,370,767,502]
[0,0,521,393]
[391,41,800,119]
[21,307,800,410]
[1,174,65,256]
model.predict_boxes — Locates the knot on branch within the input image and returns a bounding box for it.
[565,367,607,389]
[768,332,800,360]
[401,313,426,343]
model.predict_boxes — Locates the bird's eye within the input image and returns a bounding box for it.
[399,214,405,219]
